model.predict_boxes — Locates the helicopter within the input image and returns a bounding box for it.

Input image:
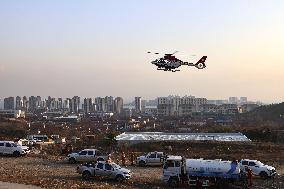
[148,51,207,72]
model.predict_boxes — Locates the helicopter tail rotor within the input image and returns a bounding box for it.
[195,56,207,69]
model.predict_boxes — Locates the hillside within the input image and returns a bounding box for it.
[244,102,284,121]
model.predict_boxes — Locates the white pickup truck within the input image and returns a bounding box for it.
[136,152,164,166]
[0,141,28,156]
[67,149,108,164]
[240,159,277,179]
[77,161,131,182]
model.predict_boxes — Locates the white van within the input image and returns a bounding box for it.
[0,141,26,156]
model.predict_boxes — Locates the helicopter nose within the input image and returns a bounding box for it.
[151,60,158,65]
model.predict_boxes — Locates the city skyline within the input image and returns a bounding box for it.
[0,93,273,105]
[0,1,284,103]
[0,94,259,106]
[0,94,255,118]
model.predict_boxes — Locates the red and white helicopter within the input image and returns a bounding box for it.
[148,51,207,72]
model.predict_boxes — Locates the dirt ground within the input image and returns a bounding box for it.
[0,142,283,189]
[0,181,42,189]
[0,156,282,189]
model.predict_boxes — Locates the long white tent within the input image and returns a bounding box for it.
[116,132,250,145]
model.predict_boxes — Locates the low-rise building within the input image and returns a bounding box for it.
[116,132,251,146]
[217,104,239,115]
[0,110,25,118]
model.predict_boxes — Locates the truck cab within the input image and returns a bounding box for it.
[162,156,184,186]
[240,159,276,179]
[136,151,164,166]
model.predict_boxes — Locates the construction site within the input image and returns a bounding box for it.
[0,103,283,189]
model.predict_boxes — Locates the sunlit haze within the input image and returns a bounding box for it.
[0,0,284,103]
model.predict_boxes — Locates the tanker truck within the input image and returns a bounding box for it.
[162,156,247,188]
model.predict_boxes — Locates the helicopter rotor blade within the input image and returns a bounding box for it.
[172,51,179,55]
[147,51,160,54]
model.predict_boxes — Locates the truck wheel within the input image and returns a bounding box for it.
[97,158,104,162]
[216,179,225,189]
[69,158,76,164]
[168,177,179,187]
[139,161,146,167]
[82,171,92,180]
[116,175,125,182]
[260,171,268,179]
[13,151,20,157]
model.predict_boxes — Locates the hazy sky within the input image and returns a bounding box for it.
[0,0,283,103]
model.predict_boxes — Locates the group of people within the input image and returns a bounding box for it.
[120,151,136,166]
[106,151,136,166]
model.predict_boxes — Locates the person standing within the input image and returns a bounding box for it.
[130,152,135,166]
[246,167,253,187]
[121,151,126,166]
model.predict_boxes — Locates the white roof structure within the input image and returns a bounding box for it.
[115,132,251,143]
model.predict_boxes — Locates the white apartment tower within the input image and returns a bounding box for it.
[135,97,142,113]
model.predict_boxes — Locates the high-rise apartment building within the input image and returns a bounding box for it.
[114,97,123,114]
[63,98,71,112]
[135,97,142,113]
[36,96,42,109]
[105,96,114,112]
[157,95,207,116]
[4,97,14,110]
[28,96,37,112]
[71,96,80,113]
[83,98,93,113]
[22,96,28,111]
[15,96,22,110]
[58,98,63,110]
[95,97,105,112]
[46,96,52,110]
[141,100,146,113]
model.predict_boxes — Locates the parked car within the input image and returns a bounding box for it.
[240,159,277,179]
[77,161,131,182]
[0,141,27,156]
[67,149,108,164]
[136,152,164,166]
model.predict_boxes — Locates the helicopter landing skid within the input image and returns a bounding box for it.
[171,70,180,72]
